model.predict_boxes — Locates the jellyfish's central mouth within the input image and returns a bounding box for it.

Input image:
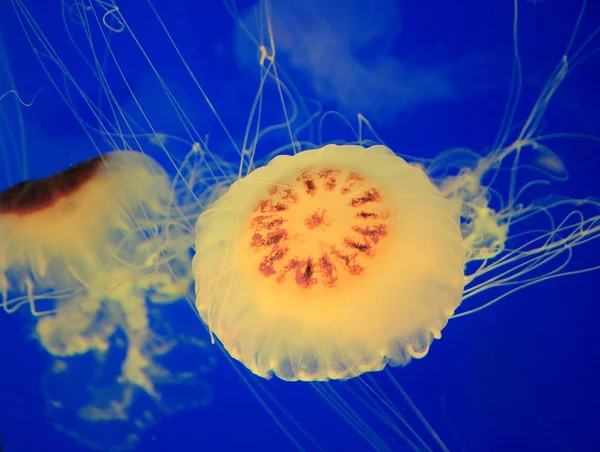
[246,166,390,289]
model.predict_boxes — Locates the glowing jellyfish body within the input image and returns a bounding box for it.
[194,144,465,380]
[0,149,213,450]
[0,150,188,316]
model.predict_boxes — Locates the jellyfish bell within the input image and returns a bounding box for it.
[194,143,465,381]
[0,150,191,316]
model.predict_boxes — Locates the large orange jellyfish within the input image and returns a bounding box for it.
[193,133,600,384]
[188,0,600,448]
[194,144,465,381]
[191,3,600,386]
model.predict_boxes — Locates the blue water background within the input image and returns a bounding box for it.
[0,0,599,451]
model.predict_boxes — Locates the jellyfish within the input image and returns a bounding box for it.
[0,109,214,449]
[194,143,465,381]
[0,151,190,316]
[4,0,600,450]
[192,0,600,449]
[0,4,226,446]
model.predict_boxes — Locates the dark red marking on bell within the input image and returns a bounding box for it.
[353,224,388,244]
[278,258,318,288]
[319,254,337,287]
[251,215,285,229]
[251,229,288,248]
[295,259,317,288]
[297,171,317,196]
[318,169,340,192]
[255,199,289,213]
[259,247,289,277]
[330,248,365,276]
[356,210,389,220]
[305,210,329,229]
[344,238,373,256]
[281,188,299,203]
[340,172,365,194]
[0,155,104,216]
[350,188,381,207]
[356,211,376,219]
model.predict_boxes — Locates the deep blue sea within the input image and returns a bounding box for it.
[0,0,599,451]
